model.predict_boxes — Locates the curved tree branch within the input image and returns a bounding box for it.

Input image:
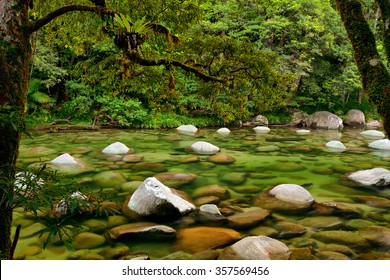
[127,52,233,83]
[29,5,114,33]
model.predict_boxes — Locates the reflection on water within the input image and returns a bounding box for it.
[13,127,390,260]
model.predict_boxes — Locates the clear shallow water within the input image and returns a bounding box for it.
[13,127,390,259]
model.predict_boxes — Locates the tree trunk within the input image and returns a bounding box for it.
[334,0,390,136]
[0,0,31,259]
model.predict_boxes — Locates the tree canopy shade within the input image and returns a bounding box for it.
[334,0,390,135]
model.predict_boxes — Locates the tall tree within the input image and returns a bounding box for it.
[334,0,390,134]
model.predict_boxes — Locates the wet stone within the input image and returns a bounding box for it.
[160,251,192,260]
[227,209,271,229]
[256,145,280,152]
[72,232,106,250]
[311,230,372,250]
[350,195,390,208]
[345,219,376,230]
[191,250,220,260]
[174,226,241,254]
[289,248,317,260]
[249,226,278,237]
[299,216,344,230]
[131,162,168,172]
[179,156,200,163]
[155,173,197,188]
[99,246,131,260]
[274,221,307,239]
[358,225,390,251]
[194,196,221,206]
[268,162,306,172]
[230,185,263,194]
[122,154,144,163]
[207,154,236,164]
[109,222,176,240]
[192,185,230,200]
[316,251,350,260]
[220,172,247,185]
[318,244,356,257]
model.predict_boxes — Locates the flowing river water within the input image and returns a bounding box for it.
[12,127,390,260]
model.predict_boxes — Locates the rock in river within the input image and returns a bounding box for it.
[218,236,291,260]
[191,141,220,155]
[102,142,131,154]
[127,177,196,219]
[346,168,390,188]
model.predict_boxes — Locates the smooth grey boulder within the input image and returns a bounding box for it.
[306,111,343,129]
[269,184,314,208]
[253,126,270,133]
[127,177,196,219]
[191,141,220,155]
[102,142,130,154]
[346,168,390,187]
[344,109,365,127]
[177,124,198,134]
[361,130,385,139]
[217,127,231,134]
[218,236,291,260]
[368,139,390,150]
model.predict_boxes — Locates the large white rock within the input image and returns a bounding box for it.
[128,177,196,218]
[102,142,130,154]
[191,141,220,155]
[253,126,270,133]
[269,184,314,208]
[177,124,198,134]
[361,130,385,139]
[325,140,347,151]
[347,168,390,187]
[368,139,390,150]
[218,236,290,260]
[217,128,231,134]
[50,153,78,165]
[296,129,310,135]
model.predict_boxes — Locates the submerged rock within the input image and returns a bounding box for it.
[227,209,271,228]
[218,236,290,260]
[174,226,241,253]
[72,232,106,250]
[127,177,196,219]
[311,230,372,250]
[346,168,390,187]
[192,184,230,200]
[191,141,220,155]
[102,142,131,154]
[155,173,197,188]
[296,129,311,135]
[109,222,176,240]
[207,154,235,164]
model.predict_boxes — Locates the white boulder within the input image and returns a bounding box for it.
[191,141,220,155]
[368,139,390,150]
[325,140,347,151]
[296,129,310,135]
[50,153,78,165]
[217,128,231,134]
[347,168,390,187]
[177,124,198,134]
[218,236,291,260]
[253,126,270,133]
[361,130,385,139]
[128,177,196,218]
[269,184,314,208]
[102,142,130,154]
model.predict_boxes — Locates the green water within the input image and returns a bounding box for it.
[12,127,390,259]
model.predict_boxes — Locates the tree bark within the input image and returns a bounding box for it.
[334,0,390,136]
[0,0,31,259]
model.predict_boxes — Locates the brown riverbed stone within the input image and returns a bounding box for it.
[289,248,318,260]
[311,230,372,250]
[227,209,271,228]
[274,221,307,239]
[174,226,241,253]
[349,195,390,208]
[109,222,176,240]
[207,154,236,164]
[155,173,197,188]
[72,232,106,250]
[316,251,350,260]
[192,185,230,200]
[131,162,168,172]
[299,216,344,230]
[194,196,221,206]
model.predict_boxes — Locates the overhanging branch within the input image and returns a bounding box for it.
[29,5,114,33]
[127,52,233,83]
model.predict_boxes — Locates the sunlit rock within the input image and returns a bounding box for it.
[191,141,220,155]
[127,177,196,219]
[177,124,198,134]
[269,184,314,208]
[50,153,78,165]
[253,126,270,133]
[346,168,390,187]
[102,142,130,154]
[218,236,291,260]
[325,140,347,151]
[368,139,390,150]
[217,127,231,134]
[296,129,310,135]
[360,130,385,139]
